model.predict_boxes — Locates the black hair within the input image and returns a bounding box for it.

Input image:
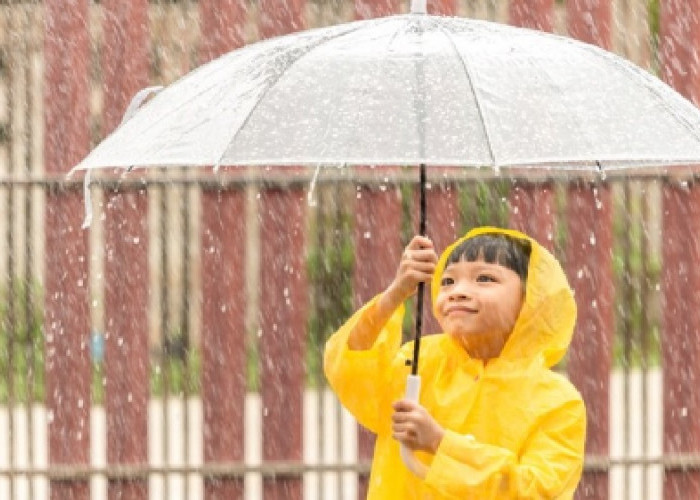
[446,233,531,283]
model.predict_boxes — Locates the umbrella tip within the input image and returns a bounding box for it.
[410,0,427,14]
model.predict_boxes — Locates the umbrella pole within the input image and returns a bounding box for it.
[411,163,427,375]
[400,163,430,479]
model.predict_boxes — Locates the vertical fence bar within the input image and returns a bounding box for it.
[201,182,246,499]
[428,0,457,16]
[620,182,633,500]
[354,0,400,20]
[506,0,555,252]
[5,5,17,497]
[259,185,308,500]
[567,0,612,49]
[508,182,556,252]
[101,1,150,498]
[197,2,248,499]
[6,112,16,500]
[159,178,171,499]
[508,0,556,253]
[509,0,553,31]
[352,180,402,499]
[257,4,307,498]
[639,182,651,499]
[199,0,247,63]
[660,1,700,496]
[311,187,326,500]
[566,182,614,500]
[566,4,613,495]
[180,172,192,500]
[22,5,37,498]
[661,181,700,499]
[43,1,91,498]
[104,186,149,500]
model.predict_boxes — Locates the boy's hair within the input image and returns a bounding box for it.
[446,233,531,283]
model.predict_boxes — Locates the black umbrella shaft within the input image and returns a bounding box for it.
[411,163,427,375]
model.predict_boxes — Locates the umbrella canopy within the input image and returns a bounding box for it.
[74,13,700,177]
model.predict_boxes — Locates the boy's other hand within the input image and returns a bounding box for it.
[384,235,438,308]
[391,399,444,454]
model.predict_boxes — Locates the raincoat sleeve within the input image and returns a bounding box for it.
[323,295,405,434]
[424,398,586,499]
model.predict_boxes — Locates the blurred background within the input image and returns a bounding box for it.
[0,0,697,499]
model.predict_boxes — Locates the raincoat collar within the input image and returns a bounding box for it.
[431,227,577,368]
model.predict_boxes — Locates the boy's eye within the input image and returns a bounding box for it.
[476,274,496,283]
[441,277,454,286]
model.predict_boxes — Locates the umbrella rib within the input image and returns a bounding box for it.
[439,25,498,167]
[212,17,397,168]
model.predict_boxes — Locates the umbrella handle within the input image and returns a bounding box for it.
[400,374,429,479]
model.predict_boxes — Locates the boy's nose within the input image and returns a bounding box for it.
[449,282,473,300]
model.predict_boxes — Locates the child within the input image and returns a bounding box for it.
[324,227,585,499]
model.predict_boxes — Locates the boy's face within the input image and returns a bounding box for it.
[434,258,524,352]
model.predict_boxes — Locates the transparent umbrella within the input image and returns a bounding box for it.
[72,0,700,478]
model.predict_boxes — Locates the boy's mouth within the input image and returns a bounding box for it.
[445,306,478,315]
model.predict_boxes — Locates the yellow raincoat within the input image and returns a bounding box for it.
[324,227,585,499]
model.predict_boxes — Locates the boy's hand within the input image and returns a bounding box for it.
[391,399,445,454]
[383,235,438,309]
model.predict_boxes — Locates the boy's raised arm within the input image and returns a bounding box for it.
[348,235,437,350]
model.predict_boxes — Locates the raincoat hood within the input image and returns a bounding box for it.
[431,226,577,368]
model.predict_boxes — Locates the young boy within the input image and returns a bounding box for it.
[324,227,585,499]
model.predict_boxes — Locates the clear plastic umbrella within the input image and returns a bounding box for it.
[72,0,700,478]
[74,10,700,174]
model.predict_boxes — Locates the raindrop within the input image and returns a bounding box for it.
[512,206,519,215]
[283,287,289,298]
[272,323,278,332]
[77,279,84,287]
[589,233,596,246]
[133,236,140,244]
[47,410,54,423]
[128,392,133,403]
[257,328,263,338]
[364,231,371,239]
[681,407,688,417]
[78,399,84,409]
[577,269,584,279]
[591,300,598,309]
[263,407,269,417]
[118,337,124,346]
[221,305,227,312]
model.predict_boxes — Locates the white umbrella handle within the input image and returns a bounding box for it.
[400,374,429,478]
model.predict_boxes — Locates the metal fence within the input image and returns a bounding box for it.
[1,1,700,500]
